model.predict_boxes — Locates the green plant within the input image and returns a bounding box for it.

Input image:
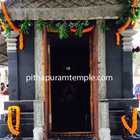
[116,0,140,25]
[98,22,109,34]
[19,17,32,34]
[5,23,12,36]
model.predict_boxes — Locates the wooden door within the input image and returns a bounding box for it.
[92,24,99,140]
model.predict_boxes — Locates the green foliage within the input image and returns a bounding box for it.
[98,22,109,34]
[5,23,12,36]
[46,21,59,32]
[37,20,89,39]
[37,20,45,31]
[116,0,140,25]
[75,21,83,37]
[0,9,4,22]
[59,22,69,39]
[19,17,32,34]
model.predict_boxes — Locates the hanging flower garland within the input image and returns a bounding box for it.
[121,108,137,134]
[46,26,94,34]
[1,2,23,50]
[37,20,95,39]
[116,32,120,45]
[7,106,20,136]
[116,0,139,45]
[0,2,32,50]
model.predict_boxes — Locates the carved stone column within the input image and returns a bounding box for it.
[97,19,110,140]
[119,29,138,52]
[1,31,19,100]
[2,31,19,51]
[120,29,138,98]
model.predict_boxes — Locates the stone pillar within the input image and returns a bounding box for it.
[33,21,44,140]
[119,29,138,98]
[34,21,43,100]
[1,31,19,100]
[34,100,44,140]
[97,20,110,140]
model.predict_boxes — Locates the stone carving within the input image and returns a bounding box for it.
[1,31,19,52]
[119,29,138,52]
[6,5,122,21]
[4,0,122,21]
[6,0,117,8]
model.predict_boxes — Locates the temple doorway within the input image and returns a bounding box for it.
[50,34,91,132]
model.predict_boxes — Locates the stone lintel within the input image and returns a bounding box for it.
[7,5,122,21]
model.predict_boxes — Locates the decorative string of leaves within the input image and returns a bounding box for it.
[3,17,32,35]
[59,21,70,39]
[116,0,140,25]
[98,22,109,34]
[19,17,32,34]
[75,21,83,37]
[37,20,89,39]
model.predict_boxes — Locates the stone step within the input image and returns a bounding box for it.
[4,101,34,112]
[1,112,34,120]
[0,138,33,140]
[48,137,96,140]
[0,124,33,138]
[111,135,122,140]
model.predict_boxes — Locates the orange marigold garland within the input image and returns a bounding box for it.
[116,0,137,45]
[42,33,45,101]
[46,26,94,34]
[7,106,20,136]
[19,33,24,50]
[116,32,120,45]
[1,2,23,50]
[121,108,137,135]
[118,18,132,32]
[1,2,20,32]
[133,0,137,6]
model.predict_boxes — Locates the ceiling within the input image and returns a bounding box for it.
[0,34,7,68]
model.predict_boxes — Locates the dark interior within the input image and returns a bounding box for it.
[50,33,91,132]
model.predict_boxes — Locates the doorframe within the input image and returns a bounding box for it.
[43,24,99,140]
